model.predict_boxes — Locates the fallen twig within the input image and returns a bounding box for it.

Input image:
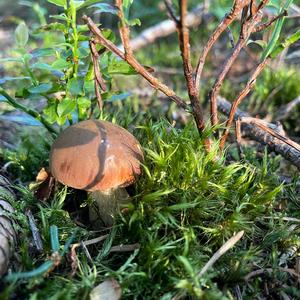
[26,210,43,252]
[220,58,270,149]
[173,230,244,300]
[109,243,140,253]
[72,234,109,248]
[89,40,107,111]
[197,230,244,277]
[275,95,300,121]
[218,96,300,168]
[244,267,300,281]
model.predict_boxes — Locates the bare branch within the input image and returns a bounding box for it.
[115,0,133,58]
[275,95,300,121]
[177,0,206,135]
[255,10,288,32]
[89,41,107,90]
[241,117,300,152]
[209,8,263,127]
[83,15,188,110]
[220,58,270,149]
[244,267,300,281]
[194,0,251,95]
[197,231,244,277]
[218,96,300,169]
[164,0,179,24]
[89,40,107,110]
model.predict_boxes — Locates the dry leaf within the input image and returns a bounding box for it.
[30,168,54,201]
[90,279,121,300]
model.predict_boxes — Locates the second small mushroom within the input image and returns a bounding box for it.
[50,119,144,226]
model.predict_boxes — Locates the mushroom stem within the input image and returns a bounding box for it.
[89,188,130,227]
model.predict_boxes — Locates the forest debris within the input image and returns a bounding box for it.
[244,267,300,281]
[30,168,54,201]
[173,231,244,300]
[26,210,43,252]
[197,231,244,277]
[0,175,16,277]
[90,279,121,300]
[109,243,140,253]
[275,95,300,121]
[217,96,300,169]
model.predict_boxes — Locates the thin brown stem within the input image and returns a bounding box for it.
[89,40,107,110]
[89,41,107,90]
[220,58,270,149]
[164,0,179,24]
[209,8,263,128]
[178,0,206,136]
[116,0,133,58]
[255,9,288,32]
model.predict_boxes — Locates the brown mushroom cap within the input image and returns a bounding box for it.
[50,120,144,192]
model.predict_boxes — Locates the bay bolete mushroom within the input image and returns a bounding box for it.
[50,119,143,225]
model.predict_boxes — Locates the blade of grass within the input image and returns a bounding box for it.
[262,0,294,59]
[270,28,300,58]
[50,225,60,252]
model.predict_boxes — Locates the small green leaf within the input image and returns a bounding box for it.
[44,104,58,124]
[93,3,118,15]
[262,0,293,59]
[51,58,70,70]
[177,256,195,277]
[108,60,137,75]
[35,22,66,33]
[0,76,30,84]
[67,78,83,96]
[106,92,130,102]
[31,48,55,58]
[126,18,141,27]
[15,22,29,47]
[123,0,133,19]
[76,0,105,10]
[83,80,94,93]
[77,97,91,120]
[47,0,66,7]
[49,13,68,21]
[77,97,91,109]
[57,98,76,117]
[142,189,175,202]
[28,83,53,94]
[270,28,300,58]
[247,39,267,50]
[0,57,23,63]
[78,46,90,58]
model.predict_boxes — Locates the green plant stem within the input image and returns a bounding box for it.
[70,0,79,77]
[0,88,57,137]
[23,58,38,86]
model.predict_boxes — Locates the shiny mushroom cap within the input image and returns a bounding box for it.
[50,120,144,192]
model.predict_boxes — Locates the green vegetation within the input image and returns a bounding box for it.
[1,119,300,299]
[1,0,300,299]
